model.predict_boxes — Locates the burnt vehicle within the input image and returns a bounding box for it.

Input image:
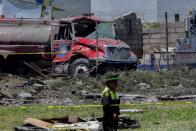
[51,15,137,76]
[0,15,137,76]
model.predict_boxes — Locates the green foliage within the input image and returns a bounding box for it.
[114,67,195,90]
[149,22,161,28]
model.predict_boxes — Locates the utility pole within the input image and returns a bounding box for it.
[96,23,99,76]
[165,12,169,69]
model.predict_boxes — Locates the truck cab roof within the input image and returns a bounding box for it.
[59,16,103,23]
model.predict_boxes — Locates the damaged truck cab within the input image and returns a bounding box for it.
[51,15,137,76]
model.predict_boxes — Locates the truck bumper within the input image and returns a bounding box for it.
[89,59,137,72]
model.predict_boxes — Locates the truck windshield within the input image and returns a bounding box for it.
[74,23,97,37]
[87,22,115,39]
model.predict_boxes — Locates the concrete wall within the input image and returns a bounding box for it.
[52,0,91,18]
[91,0,158,22]
[157,0,196,22]
[143,22,186,54]
[114,13,143,58]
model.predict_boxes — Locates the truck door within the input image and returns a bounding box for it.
[51,23,72,59]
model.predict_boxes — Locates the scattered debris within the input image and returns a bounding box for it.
[76,81,83,86]
[0,68,195,106]
[23,61,50,79]
[82,93,101,99]
[176,84,184,89]
[120,94,147,103]
[15,115,141,131]
[14,115,101,131]
[5,83,16,88]
[27,78,44,86]
[120,109,144,113]
[118,116,141,129]
[146,96,159,103]
[79,89,88,95]
[62,98,74,106]
[24,118,52,129]
[33,83,45,92]
[0,92,8,99]
[136,83,151,89]
[157,95,196,101]
[18,92,34,100]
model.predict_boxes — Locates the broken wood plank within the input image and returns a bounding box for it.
[24,118,52,129]
[23,61,50,79]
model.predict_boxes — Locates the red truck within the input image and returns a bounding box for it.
[0,15,137,76]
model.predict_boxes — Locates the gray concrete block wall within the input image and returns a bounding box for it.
[143,22,185,53]
[114,12,143,57]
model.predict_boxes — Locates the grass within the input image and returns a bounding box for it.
[145,22,161,28]
[0,102,196,131]
[114,68,196,91]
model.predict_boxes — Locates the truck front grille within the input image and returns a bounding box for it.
[107,47,130,60]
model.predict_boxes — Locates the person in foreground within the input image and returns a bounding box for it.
[102,73,120,131]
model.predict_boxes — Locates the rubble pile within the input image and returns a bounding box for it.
[0,73,101,106]
[0,68,195,106]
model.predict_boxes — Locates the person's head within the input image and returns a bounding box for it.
[107,80,118,91]
[104,73,119,91]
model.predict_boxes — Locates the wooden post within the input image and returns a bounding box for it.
[165,12,169,69]
[96,23,99,75]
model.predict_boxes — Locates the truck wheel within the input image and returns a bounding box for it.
[68,58,89,77]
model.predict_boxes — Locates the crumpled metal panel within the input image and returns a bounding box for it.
[2,0,41,18]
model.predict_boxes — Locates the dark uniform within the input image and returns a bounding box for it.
[102,87,120,131]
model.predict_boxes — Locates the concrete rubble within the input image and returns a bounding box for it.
[14,115,102,131]
[0,68,195,106]
[136,83,151,89]
[18,92,34,100]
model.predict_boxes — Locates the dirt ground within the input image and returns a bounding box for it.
[0,67,195,105]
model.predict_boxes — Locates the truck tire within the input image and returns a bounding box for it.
[68,58,89,77]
